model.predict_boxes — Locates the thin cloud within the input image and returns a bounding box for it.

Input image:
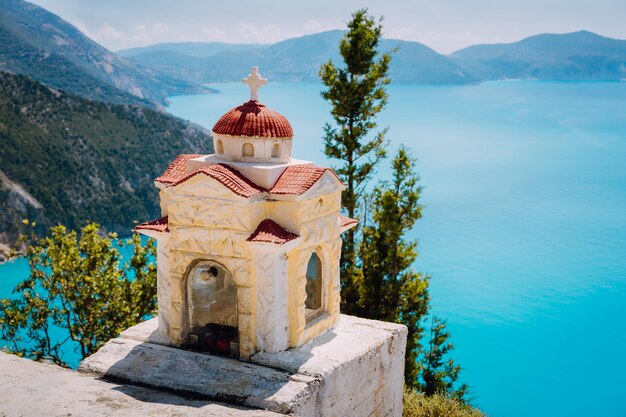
[200,25,229,42]
[37,0,626,52]
[237,23,283,43]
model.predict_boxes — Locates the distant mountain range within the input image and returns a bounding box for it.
[118,42,265,59]
[3,0,624,94]
[119,31,474,84]
[120,30,626,85]
[0,0,211,108]
[450,30,626,81]
[0,71,213,254]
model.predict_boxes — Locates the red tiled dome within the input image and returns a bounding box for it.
[212,100,293,138]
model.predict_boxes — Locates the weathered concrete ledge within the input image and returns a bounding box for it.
[79,337,318,415]
[251,315,407,416]
[0,352,280,417]
[79,314,408,417]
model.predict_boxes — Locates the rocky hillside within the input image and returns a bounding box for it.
[0,0,210,108]
[0,72,213,254]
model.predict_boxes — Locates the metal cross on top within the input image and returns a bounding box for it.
[242,66,268,101]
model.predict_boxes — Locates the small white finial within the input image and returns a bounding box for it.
[242,66,268,101]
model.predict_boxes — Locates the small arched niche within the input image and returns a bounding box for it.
[216,139,224,154]
[271,143,281,158]
[305,252,323,323]
[242,142,254,158]
[186,260,239,357]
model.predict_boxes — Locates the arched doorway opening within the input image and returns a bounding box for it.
[305,252,323,322]
[186,260,239,357]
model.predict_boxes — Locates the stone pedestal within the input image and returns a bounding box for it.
[79,314,407,417]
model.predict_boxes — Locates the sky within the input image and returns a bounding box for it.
[30,0,626,54]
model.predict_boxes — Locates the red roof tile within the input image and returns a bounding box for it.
[212,100,293,138]
[159,155,343,198]
[247,219,299,244]
[339,215,358,229]
[269,165,341,195]
[171,164,266,198]
[155,154,202,184]
[135,216,169,233]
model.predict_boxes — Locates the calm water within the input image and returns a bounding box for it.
[2,81,626,416]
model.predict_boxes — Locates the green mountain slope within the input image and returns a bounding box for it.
[0,71,213,250]
[449,31,626,81]
[121,31,474,84]
[0,0,209,108]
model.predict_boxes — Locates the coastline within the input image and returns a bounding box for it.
[0,243,9,264]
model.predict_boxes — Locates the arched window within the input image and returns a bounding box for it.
[216,139,224,154]
[305,253,322,322]
[271,143,281,158]
[242,142,254,157]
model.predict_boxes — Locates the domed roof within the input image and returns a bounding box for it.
[212,100,293,138]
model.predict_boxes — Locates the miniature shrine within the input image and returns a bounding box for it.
[135,66,358,359]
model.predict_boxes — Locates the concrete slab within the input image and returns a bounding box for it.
[78,314,408,417]
[252,315,408,417]
[0,352,281,417]
[251,314,406,376]
[79,337,319,415]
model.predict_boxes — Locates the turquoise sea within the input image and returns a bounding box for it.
[2,81,626,416]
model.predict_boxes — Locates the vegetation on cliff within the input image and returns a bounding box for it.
[0,71,212,251]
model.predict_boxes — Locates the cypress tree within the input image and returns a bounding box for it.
[320,10,469,397]
[319,9,391,311]
[420,316,469,400]
[359,146,430,385]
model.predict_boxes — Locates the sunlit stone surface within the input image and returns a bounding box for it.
[0,352,279,417]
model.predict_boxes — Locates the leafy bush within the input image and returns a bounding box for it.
[0,222,156,367]
[404,389,485,417]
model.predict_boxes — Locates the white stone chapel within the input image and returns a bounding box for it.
[135,66,358,359]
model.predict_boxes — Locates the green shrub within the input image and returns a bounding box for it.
[404,389,485,417]
[0,223,156,367]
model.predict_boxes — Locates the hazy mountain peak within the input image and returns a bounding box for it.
[121,30,473,85]
[0,0,207,107]
[448,30,626,81]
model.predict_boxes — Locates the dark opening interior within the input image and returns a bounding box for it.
[187,260,239,357]
[188,323,239,356]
